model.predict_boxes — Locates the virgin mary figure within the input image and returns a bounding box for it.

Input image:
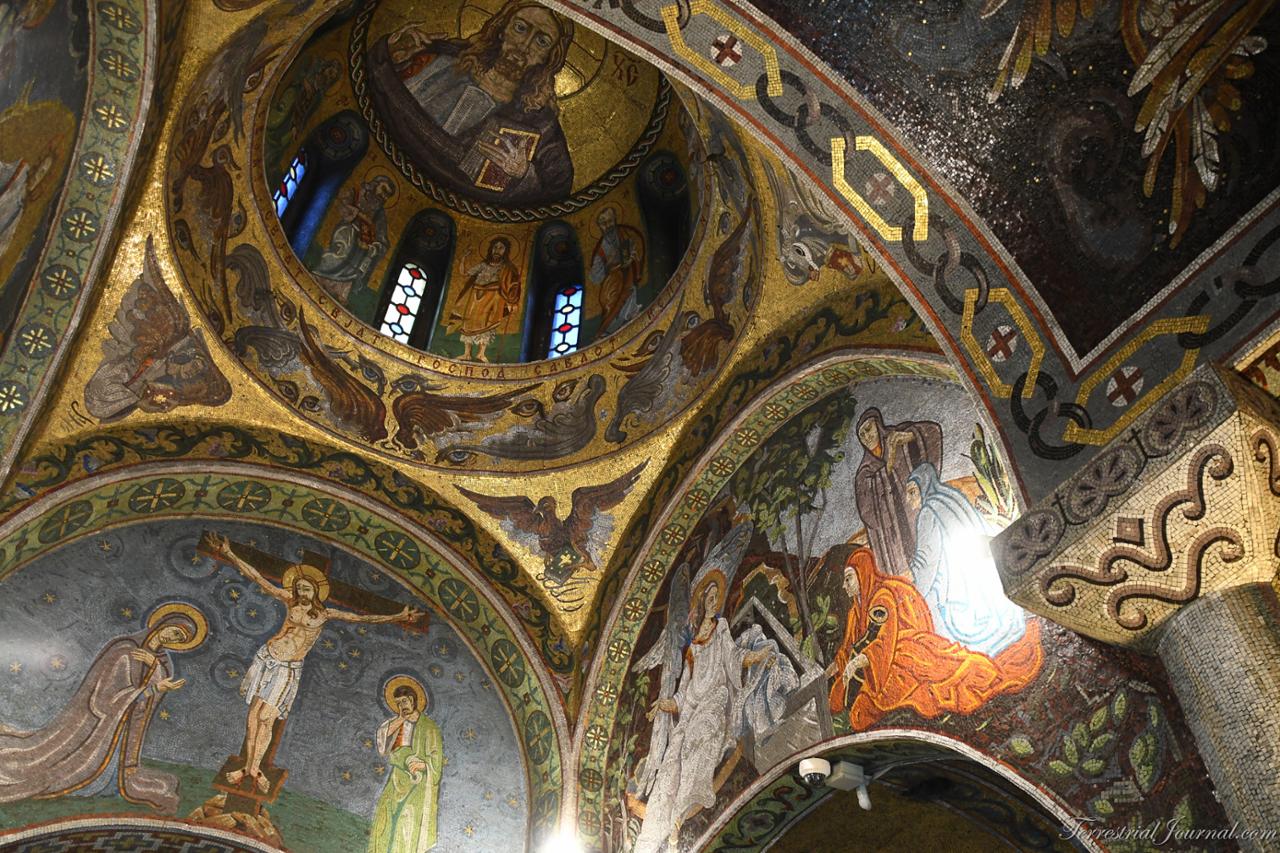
[0,602,208,812]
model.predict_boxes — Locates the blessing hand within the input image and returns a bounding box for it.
[408,759,428,774]
[157,677,186,693]
[477,138,530,180]
[130,649,158,667]
[388,25,432,63]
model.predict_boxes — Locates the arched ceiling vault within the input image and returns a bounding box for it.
[536,0,1280,502]
[0,0,173,480]
[0,0,1273,851]
[4,0,938,703]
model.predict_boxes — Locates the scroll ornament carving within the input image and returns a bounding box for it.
[995,365,1280,649]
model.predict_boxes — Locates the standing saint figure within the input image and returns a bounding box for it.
[310,175,396,308]
[0,602,208,812]
[368,1,575,206]
[827,548,1041,729]
[852,408,942,576]
[368,675,443,853]
[588,206,645,333]
[445,236,522,362]
[905,462,1028,657]
[208,533,422,794]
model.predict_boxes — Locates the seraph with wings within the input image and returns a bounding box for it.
[630,520,754,798]
[84,237,231,421]
[456,461,647,585]
[981,0,1274,244]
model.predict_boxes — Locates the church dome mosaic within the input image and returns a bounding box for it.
[261,0,701,365]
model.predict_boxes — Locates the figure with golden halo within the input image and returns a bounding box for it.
[445,235,522,362]
[0,601,208,812]
[207,533,423,794]
[588,204,645,333]
[630,522,798,853]
[368,675,443,853]
[368,0,576,205]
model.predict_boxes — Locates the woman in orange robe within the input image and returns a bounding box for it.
[827,548,1042,730]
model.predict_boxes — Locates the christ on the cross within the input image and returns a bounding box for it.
[207,533,423,793]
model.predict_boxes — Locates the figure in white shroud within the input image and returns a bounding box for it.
[631,522,799,853]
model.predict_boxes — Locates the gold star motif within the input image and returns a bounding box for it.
[507,795,518,807]
[42,592,56,604]
[247,608,257,617]
[363,738,374,749]
[463,824,475,838]
[227,668,241,679]
[159,709,171,720]
[120,607,133,619]
[9,662,21,673]
[483,790,494,801]
[338,661,349,670]
[348,649,361,659]
[97,540,113,553]
[49,656,65,671]
[341,770,352,782]
[323,639,335,649]
[190,554,202,565]
[229,589,241,601]
[374,765,386,776]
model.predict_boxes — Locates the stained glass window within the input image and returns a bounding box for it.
[380,262,428,344]
[547,284,583,358]
[273,151,308,218]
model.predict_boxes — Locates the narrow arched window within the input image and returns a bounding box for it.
[380,262,428,344]
[548,284,584,357]
[371,209,455,350]
[271,111,369,258]
[524,221,585,362]
[273,150,308,217]
[637,150,691,290]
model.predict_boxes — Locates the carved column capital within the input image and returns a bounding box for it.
[994,363,1280,650]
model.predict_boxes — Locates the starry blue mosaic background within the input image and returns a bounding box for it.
[0,519,528,851]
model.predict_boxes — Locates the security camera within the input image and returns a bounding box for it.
[798,757,831,785]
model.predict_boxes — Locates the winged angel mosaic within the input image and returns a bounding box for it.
[981,0,1274,244]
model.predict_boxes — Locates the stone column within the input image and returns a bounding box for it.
[1156,583,1280,836]
[994,364,1280,851]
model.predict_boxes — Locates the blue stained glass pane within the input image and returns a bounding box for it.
[272,151,308,220]
[547,284,583,359]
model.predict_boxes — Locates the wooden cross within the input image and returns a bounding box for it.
[196,530,429,815]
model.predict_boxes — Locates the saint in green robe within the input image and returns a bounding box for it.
[368,712,443,852]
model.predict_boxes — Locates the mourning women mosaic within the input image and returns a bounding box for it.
[0,1,1278,852]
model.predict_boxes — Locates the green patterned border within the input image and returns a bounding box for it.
[3,420,575,679]
[0,467,563,844]
[0,0,155,475]
[572,352,954,839]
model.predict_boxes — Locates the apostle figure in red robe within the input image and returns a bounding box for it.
[826,548,1042,730]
